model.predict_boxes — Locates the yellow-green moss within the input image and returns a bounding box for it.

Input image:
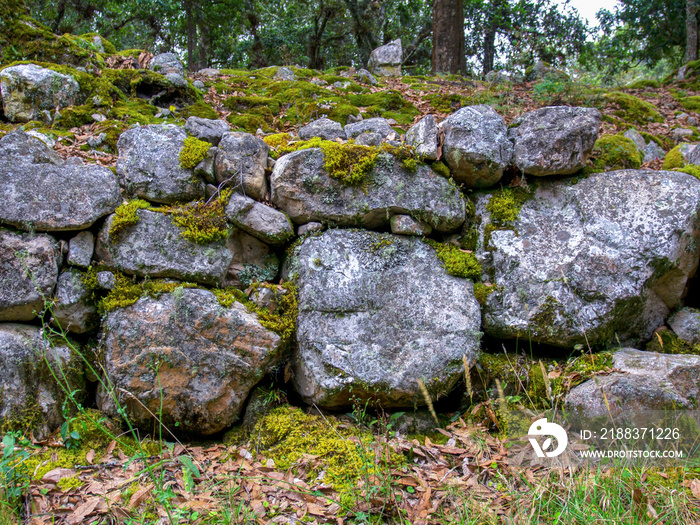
[677,165,700,180]
[626,79,661,89]
[179,136,211,169]
[603,92,664,125]
[425,240,481,280]
[679,96,700,112]
[591,134,643,172]
[663,144,687,169]
[155,190,230,244]
[431,161,451,178]
[98,274,198,313]
[473,282,497,306]
[262,132,292,150]
[180,101,218,120]
[109,199,150,236]
[647,328,700,355]
[485,188,530,225]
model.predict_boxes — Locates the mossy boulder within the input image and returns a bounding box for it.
[590,134,643,172]
[602,92,664,125]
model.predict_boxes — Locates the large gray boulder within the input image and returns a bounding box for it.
[214,132,269,201]
[116,124,205,204]
[406,114,438,160]
[0,129,61,164]
[565,349,700,419]
[667,307,700,346]
[225,193,294,246]
[271,148,465,232]
[508,106,601,176]
[0,64,80,123]
[0,230,60,322]
[367,39,402,77]
[299,118,346,141]
[0,324,85,438]
[185,117,230,146]
[344,117,394,140]
[475,170,700,347]
[98,288,283,435]
[51,269,97,334]
[0,158,121,232]
[441,105,513,187]
[95,209,233,286]
[289,230,482,408]
[148,52,184,76]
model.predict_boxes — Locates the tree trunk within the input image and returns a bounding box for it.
[687,0,698,63]
[431,0,465,75]
[482,28,496,75]
[185,0,198,71]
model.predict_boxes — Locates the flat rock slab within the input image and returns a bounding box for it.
[271,149,465,232]
[290,229,482,408]
[475,170,700,347]
[0,230,60,322]
[565,348,700,419]
[98,289,283,435]
[96,209,233,286]
[0,161,121,231]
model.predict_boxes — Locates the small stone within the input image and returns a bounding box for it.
[91,113,106,122]
[193,80,205,90]
[274,66,296,81]
[185,116,230,146]
[298,222,324,235]
[668,307,700,346]
[225,193,294,246]
[87,133,106,149]
[345,117,394,139]
[643,141,666,162]
[194,147,217,183]
[623,128,647,153]
[405,114,438,160]
[51,269,97,334]
[197,68,221,77]
[214,132,269,201]
[355,132,383,146]
[390,215,432,236]
[205,183,219,200]
[67,231,94,268]
[672,128,694,141]
[339,67,357,78]
[96,271,116,290]
[299,117,347,141]
[367,39,402,77]
[346,113,363,125]
[25,130,56,148]
[149,52,184,76]
[357,68,378,86]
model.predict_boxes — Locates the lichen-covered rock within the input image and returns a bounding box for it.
[367,39,402,77]
[67,231,94,268]
[0,324,85,438]
[667,308,700,346]
[623,128,646,152]
[51,269,97,334]
[0,153,120,232]
[116,124,205,204]
[0,64,80,123]
[271,148,465,232]
[565,349,700,419]
[357,68,378,86]
[475,170,700,347]
[149,52,184,76]
[225,194,294,246]
[95,210,233,286]
[225,230,280,288]
[345,117,394,139]
[274,66,296,81]
[0,230,60,322]
[355,132,383,146]
[441,105,513,187]
[185,117,230,146]
[406,114,438,160]
[0,129,61,164]
[390,214,432,236]
[508,106,601,176]
[214,132,269,201]
[98,288,283,435]
[299,118,347,141]
[290,229,482,408]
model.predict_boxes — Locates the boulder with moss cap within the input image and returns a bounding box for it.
[441,105,513,187]
[474,170,700,347]
[0,64,80,122]
[508,106,601,176]
[270,147,465,232]
[287,229,481,408]
[97,288,283,435]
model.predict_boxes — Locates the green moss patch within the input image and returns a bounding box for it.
[154,190,231,244]
[647,328,700,355]
[602,92,664,125]
[109,199,150,236]
[179,136,210,169]
[425,240,481,280]
[663,144,687,169]
[591,134,643,172]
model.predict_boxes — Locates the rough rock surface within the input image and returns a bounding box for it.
[345,117,394,139]
[0,129,61,164]
[274,67,296,81]
[0,230,60,322]
[0,64,80,122]
[96,210,233,286]
[441,105,513,187]
[289,230,482,408]
[148,52,184,76]
[67,231,94,268]
[390,214,432,236]
[406,114,438,160]
[184,117,230,145]
[508,106,601,176]
[98,289,283,435]
[51,269,97,334]
[475,170,700,347]
[0,155,120,232]
[225,230,280,288]
[299,118,347,141]
[357,68,378,85]
[565,349,700,419]
[214,132,269,201]
[225,194,294,246]
[117,124,205,204]
[367,39,402,77]
[271,148,465,232]
[667,307,700,346]
[0,324,85,438]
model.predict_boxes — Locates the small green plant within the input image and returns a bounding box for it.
[0,433,31,506]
